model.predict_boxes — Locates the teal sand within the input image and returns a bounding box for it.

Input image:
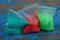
[5,9,29,34]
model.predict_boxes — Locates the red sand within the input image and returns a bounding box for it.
[23,15,40,34]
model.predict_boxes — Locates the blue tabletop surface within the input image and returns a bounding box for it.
[0,0,60,40]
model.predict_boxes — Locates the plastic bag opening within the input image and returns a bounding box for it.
[38,6,56,17]
[17,3,38,17]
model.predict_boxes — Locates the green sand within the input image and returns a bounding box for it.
[38,13,54,31]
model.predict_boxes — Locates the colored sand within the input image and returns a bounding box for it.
[5,9,29,34]
[38,13,54,31]
[23,15,40,34]
[8,9,29,28]
[5,25,21,34]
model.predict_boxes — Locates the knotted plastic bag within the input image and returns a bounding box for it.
[17,4,40,34]
[38,6,56,31]
[5,9,29,34]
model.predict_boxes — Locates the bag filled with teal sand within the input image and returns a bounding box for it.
[5,9,29,34]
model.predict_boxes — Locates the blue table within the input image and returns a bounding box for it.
[0,0,60,40]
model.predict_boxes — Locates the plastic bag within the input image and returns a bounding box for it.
[17,4,40,34]
[38,6,56,17]
[38,6,56,31]
[5,9,29,34]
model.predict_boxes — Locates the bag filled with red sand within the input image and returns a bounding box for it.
[23,14,40,34]
[17,4,40,34]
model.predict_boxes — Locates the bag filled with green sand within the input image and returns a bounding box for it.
[38,6,56,31]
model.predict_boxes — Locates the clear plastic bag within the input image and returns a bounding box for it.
[37,6,56,31]
[17,3,38,17]
[5,9,29,34]
[17,4,40,34]
[38,6,56,17]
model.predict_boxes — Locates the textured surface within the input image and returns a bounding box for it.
[0,0,60,40]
